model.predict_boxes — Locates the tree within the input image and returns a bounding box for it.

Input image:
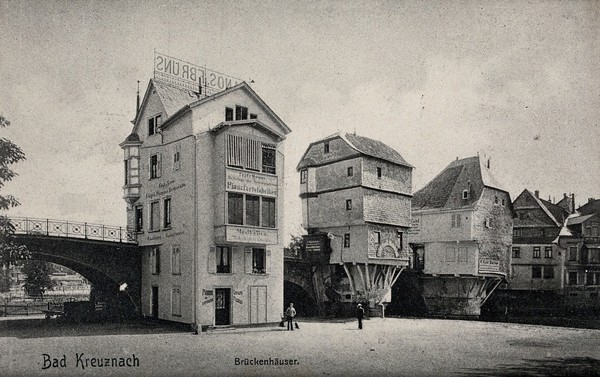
[22,260,54,299]
[0,115,29,271]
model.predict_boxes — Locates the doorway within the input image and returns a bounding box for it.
[215,288,231,325]
[151,286,159,318]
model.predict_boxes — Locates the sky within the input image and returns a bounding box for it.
[1,0,599,237]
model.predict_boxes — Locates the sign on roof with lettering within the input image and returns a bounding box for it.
[154,51,242,95]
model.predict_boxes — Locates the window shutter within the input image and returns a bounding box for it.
[208,246,216,273]
[245,248,253,274]
[266,249,272,274]
[157,153,162,178]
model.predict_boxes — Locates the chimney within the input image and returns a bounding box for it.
[535,190,539,198]
[136,80,140,117]
[487,158,490,169]
[563,193,567,199]
[590,198,595,203]
[571,193,575,214]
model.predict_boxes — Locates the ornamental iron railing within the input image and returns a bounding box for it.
[9,217,136,243]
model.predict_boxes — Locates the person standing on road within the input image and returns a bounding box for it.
[356,303,364,330]
[285,303,296,331]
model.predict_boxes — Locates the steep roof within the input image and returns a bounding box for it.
[567,213,596,226]
[539,197,570,225]
[153,80,200,117]
[297,132,412,169]
[412,156,506,211]
[578,199,600,216]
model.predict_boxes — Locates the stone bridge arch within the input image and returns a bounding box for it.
[284,261,321,316]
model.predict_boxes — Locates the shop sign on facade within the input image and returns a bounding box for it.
[226,226,278,245]
[154,51,241,95]
[225,168,277,197]
[478,259,500,274]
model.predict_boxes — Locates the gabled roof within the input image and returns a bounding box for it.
[133,80,291,138]
[567,213,597,226]
[412,156,507,211]
[297,132,412,170]
[578,199,600,217]
[520,189,567,227]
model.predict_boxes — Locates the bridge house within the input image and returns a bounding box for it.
[121,79,290,327]
[296,133,413,315]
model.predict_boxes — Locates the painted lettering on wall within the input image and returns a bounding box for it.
[146,182,186,199]
[226,226,278,245]
[225,169,277,197]
[478,259,501,274]
[154,52,241,94]
[165,231,185,238]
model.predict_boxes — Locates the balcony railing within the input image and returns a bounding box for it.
[9,217,136,243]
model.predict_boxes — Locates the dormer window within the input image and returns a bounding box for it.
[462,190,469,199]
[324,142,330,153]
[225,107,233,121]
[235,105,248,120]
[377,167,382,179]
[148,114,162,136]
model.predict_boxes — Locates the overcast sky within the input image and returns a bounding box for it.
[1,0,599,237]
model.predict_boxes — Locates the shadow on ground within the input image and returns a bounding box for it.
[0,318,188,339]
[459,357,600,377]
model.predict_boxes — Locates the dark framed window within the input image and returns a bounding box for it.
[217,246,231,274]
[531,266,542,279]
[533,247,541,258]
[151,247,160,275]
[250,113,257,119]
[163,197,171,228]
[150,201,160,231]
[568,271,578,285]
[252,248,266,274]
[462,190,469,199]
[346,199,352,210]
[227,193,244,225]
[543,266,554,279]
[148,114,161,136]
[173,149,181,171]
[225,107,233,121]
[150,154,160,179]
[347,167,353,177]
[235,105,248,120]
[135,206,143,232]
[324,142,330,153]
[300,169,307,184]
[513,228,522,237]
[261,197,276,228]
[397,230,403,250]
[344,233,350,248]
[494,196,499,204]
[124,160,129,185]
[569,246,577,261]
[171,245,181,275]
[544,246,552,258]
[262,145,276,174]
[512,247,521,258]
[374,231,380,244]
[245,195,260,226]
[377,167,382,179]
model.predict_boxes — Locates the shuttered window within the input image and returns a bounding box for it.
[227,134,276,174]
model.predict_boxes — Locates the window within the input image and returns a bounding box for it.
[451,214,462,228]
[494,196,499,205]
[261,197,276,228]
[589,248,600,263]
[163,198,172,228]
[171,286,181,316]
[397,230,403,250]
[374,231,381,244]
[300,169,307,184]
[252,248,266,274]
[568,271,578,285]
[148,114,161,136]
[458,247,468,263]
[227,193,244,225]
[586,272,595,285]
[324,142,330,153]
[445,246,456,262]
[544,246,552,258]
[531,266,542,279]
[124,160,129,185]
[150,201,160,231]
[250,113,257,119]
[462,190,469,199]
[585,226,591,237]
[543,266,554,279]
[569,246,578,261]
[513,228,522,237]
[512,247,521,258]
[377,167,382,179]
[533,247,541,258]
[518,213,525,220]
[245,195,260,226]
[171,245,181,275]
[135,206,143,232]
[173,147,181,171]
[216,246,231,274]
[344,233,350,248]
[346,199,352,210]
[485,218,492,228]
[501,198,505,206]
[262,144,276,174]
[150,154,161,179]
[225,107,233,121]
[150,247,160,275]
[235,105,248,120]
[347,167,353,177]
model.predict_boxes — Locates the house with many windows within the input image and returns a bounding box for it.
[297,133,413,314]
[121,78,290,328]
[410,156,513,317]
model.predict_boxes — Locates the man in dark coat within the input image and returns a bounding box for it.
[285,303,296,331]
[356,303,364,329]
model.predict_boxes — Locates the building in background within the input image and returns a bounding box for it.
[296,133,413,315]
[410,156,513,317]
[121,57,290,327]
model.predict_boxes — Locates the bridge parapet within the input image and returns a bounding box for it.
[10,217,137,243]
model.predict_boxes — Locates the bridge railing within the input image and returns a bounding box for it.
[9,217,137,243]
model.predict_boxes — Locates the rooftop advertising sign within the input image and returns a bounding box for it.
[154,51,242,95]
